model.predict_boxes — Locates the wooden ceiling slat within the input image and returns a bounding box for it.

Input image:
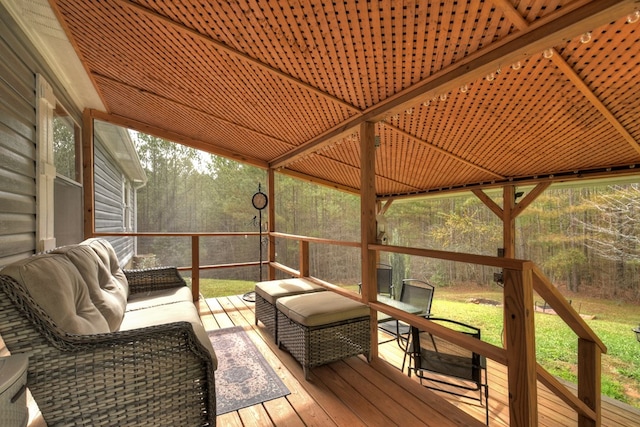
[493,0,640,156]
[278,0,335,98]
[435,1,456,71]
[337,0,369,108]
[355,1,379,106]
[120,0,360,112]
[392,0,408,91]
[48,0,640,198]
[411,2,429,87]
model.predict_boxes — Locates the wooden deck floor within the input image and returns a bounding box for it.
[23,294,640,426]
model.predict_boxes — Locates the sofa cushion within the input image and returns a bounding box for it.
[1,254,110,335]
[126,286,193,312]
[52,245,127,331]
[81,238,130,298]
[120,301,217,369]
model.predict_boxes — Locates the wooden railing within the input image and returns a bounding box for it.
[96,231,605,426]
[93,232,262,302]
[270,233,606,427]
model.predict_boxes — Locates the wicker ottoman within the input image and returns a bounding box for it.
[276,292,371,380]
[255,278,326,342]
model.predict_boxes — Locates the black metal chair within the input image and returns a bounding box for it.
[375,263,394,297]
[378,279,434,347]
[403,318,489,425]
[358,263,395,297]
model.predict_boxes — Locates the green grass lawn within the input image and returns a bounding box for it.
[432,287,640,409]
[195,277,256,298]
[195,278,640,408]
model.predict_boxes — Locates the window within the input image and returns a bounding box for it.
[53,103,81,182]
[36,74,83,251]
[123,181,133,231]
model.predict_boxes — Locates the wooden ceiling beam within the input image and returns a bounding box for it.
[114,0,361,114]
[88,109,269,169]
[380,163,640,201]
[383,123,505,179]
[93,73,296,153]
[271,0,639,169]
[472,189,504,218]
[551,54,640,156]
[276,168,359,195]
[513,182,552,218]
[493,0,640,156]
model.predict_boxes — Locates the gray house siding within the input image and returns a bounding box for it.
[0,7,39,266]
[94,141,134,266]
[0,4,136,267]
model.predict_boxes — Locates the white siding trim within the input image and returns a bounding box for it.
[36,73,56,252]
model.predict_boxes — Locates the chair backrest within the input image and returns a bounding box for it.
[411,318,483,383]
[399,279,434,317]
[376,263,393,296]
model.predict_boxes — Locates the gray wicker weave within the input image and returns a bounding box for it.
[255,293,277,338]
[277,312,371,380]
[0,267,216,427]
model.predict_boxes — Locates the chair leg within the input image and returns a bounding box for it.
[484,383,490,425]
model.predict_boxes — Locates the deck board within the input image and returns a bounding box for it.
[214,294,483,427]
[19,294,640,426]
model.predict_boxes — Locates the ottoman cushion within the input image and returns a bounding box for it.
[277,292,369,327]
[255,278,325,303]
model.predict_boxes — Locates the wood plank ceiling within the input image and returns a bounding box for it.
[49,0,640,198]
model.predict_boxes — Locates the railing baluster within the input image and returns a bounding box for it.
[299,240,309,277]
[578,338,601,427]
[191,235,199,302]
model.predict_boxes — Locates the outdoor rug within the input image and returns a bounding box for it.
[208,326,290,415]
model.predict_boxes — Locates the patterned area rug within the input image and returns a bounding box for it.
[208,326,290,415]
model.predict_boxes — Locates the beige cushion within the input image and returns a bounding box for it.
[1,254,110,335]
[120,301,217,369]
[81,238,130,297]
[52,245,127,331]
[276,292,369,327]
[255,278,325,304]
[126,286,193,311]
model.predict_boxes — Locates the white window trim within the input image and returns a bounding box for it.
[36,74,57,252]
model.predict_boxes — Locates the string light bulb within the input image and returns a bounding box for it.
[460,85,468,93]
[486,73,494,82]
[627,11,640,24]
[511,61,521,70]
[440,93,448,101]
[543,48,554,59]
[580,32,592,44]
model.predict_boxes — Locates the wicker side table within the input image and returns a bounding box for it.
[255,278,326,342]
[0,354,29,427]
[276,292,371,380]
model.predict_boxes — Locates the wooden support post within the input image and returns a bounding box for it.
[503,185,516,259]
[578,338,601,427]
[82,109,95,239]
[191,235,200,302]
[299,241,310,277]
[267,169,276,280]
[504,266,538,426]
[360,121,378,358]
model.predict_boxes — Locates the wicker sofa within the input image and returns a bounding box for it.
[0,238,217,426]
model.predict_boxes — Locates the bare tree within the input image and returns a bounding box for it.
[575,184,640,296]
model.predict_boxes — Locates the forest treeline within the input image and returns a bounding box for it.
[134,134,640,301]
